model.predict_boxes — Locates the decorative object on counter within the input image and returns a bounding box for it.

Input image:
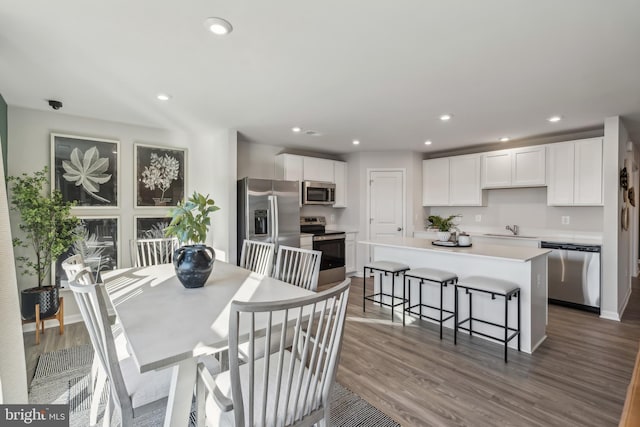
[7,167,80,320]
[630,188,636,207]
[432,241,472,247]
[165,191,219,288]
[458,232,472,247]
[622,205,629,231]
[427,214,460,242]
[51,133,119,207]
[620,166,629,191]
[135,143,186,207]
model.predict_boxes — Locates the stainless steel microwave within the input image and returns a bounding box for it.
[302,181,336,205]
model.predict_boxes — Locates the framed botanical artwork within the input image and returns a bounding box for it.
[53,216,120,287]
[134,143,187,207]
[134,215,172,239]
[51,133,119,208]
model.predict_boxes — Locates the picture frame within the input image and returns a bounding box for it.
[53,216,120,287]
[134,215,172,239]
[134,143,187,208]
[51,133,119,208]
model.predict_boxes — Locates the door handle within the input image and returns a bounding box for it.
[397,227,402,232]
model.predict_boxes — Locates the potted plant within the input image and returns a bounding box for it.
[8,167,80,320]
[165,191,220,288]
[427,214,460,242]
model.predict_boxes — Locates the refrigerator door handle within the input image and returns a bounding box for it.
[268,195,276,243]
[273,195,280,243]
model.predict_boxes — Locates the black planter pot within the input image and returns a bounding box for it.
[173,245,215,288]
[21,286,60,320]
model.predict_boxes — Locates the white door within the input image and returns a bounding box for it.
[369,170,405,239]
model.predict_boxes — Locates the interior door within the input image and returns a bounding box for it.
[369,170,405,239]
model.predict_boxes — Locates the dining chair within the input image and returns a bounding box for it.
[273,246,322,291]
[239,240,276,276]
[61,254,85,281]
[196,279,351,427]
[70,268,175,427]
[131,237,179,267]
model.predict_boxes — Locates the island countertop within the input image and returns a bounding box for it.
[360,237,550,262]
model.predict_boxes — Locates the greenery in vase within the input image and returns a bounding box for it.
[8,167,80,287]
[165,192,220,245]
[426,215,460,232]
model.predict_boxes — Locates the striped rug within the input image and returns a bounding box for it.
[29,345,400,426]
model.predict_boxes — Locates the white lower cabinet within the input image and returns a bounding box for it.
[345,232,357,274]
[300,234,313,250]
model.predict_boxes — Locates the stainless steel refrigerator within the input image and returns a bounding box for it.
[237,178,300,262]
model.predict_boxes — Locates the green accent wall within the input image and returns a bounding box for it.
[0,94,7,177]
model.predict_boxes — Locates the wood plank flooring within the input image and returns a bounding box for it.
[24,278,640,426]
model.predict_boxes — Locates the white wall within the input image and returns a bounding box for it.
[430,187,604,232]
[8,107,236,323]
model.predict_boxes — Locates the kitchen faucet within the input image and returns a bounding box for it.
[505,225,519,235]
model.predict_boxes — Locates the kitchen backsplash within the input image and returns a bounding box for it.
[428,187,603,232]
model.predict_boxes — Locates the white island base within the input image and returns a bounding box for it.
[360,238,550,354]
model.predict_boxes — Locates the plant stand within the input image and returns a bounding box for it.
[22,297,64,345]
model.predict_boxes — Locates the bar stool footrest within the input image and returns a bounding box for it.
[364,292,407,308]
[457,317,520,344]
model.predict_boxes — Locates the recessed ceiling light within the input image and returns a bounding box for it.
[156,93,171,101]
[352,140,360,145]
[424,140,432,145]
[548,115,562,123]
[500,137,510,142]
[204,17,233,35]
[291,127,302,133]
[439,114,452,121]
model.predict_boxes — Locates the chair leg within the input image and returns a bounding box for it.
[362,267,366,313]
[391,273,395,322]
[439,282,444,340]
[402,275,406,326]
[504,295,509,363]
[468,291,473,337]
[91,368,107,426]
[454,286,458,345]
[517,291,521,351]
[102,391,113,427]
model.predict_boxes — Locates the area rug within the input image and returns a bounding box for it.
[29,345,400,426]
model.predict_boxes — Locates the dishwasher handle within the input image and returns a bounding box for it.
[540,241,601,253]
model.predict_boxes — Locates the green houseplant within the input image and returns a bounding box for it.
[427,214,460,242]
[8,167,80,320]
[165,191,220,288]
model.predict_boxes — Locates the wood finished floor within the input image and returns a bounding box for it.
[24,278,640,426]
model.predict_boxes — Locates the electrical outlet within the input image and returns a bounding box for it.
[475,214,482,222]
[329,214,336,224]
[561,216,570,225]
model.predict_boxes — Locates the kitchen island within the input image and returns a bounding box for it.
[360,237,550,353]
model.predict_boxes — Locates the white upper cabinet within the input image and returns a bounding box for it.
[333,161,347,208]
[275,154,304,206]
[547,138,602,206]
[482,146,545,188]
[423,154,484,206]
[303,157,334,182]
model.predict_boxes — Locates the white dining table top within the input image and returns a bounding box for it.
[102,261,315,373]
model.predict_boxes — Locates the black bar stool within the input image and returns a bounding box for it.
[454,276,521,362]
[403,268,458,335]
[363,261,410,322]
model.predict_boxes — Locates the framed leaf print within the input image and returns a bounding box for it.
[134,215,172,239]
[53,216,120,287]
[135,143,187,207]
[51,133,119,208]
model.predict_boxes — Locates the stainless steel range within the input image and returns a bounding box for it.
[300,216,346,285]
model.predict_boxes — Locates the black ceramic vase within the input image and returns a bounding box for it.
[173,245,215,288]
[21,286,60,320]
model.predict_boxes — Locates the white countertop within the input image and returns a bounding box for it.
[414,229,602,246]
[360,237,550,262]
[300,233,314,238]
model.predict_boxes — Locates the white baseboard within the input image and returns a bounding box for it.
[600,310,621,322]
[619,285,633,319]
[347,271,363,278]
[531,334,548,353]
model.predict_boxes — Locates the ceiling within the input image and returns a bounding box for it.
[1,0,639,153]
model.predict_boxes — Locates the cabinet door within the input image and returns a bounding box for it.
[481,150,512,188]
[422,158,450,206]
[333,161,348,208]
[303,157,334,182]
[275,154,304,206]
[574,138,603,205]
[547,142,575,205]
[449,155,483,205]
[512,146,546,187]
[345,233,356,273]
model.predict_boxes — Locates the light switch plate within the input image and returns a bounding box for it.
[561,216,570,225]
[475,214,482,222]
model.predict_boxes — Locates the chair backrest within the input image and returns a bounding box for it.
[131,237,179,267]
[69,268,132,417]
[239,240,275,276]
[274,246,322,291]
[229,279,351,427]
[61,254,85,282]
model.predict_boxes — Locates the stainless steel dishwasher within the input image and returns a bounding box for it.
[540,241,601,313]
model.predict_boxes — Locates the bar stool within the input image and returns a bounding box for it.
[363,261,410,322]
[454,276,521,362]
[403,268,458,335]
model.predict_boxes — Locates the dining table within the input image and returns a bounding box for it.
[102,260,316,427]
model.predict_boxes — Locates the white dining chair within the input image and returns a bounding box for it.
[70,268,175,427]
[196,279,351,427]
[61,254,85,281]
[239,240,275,276]
[273,246,322,291]
[131,237,179,267]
